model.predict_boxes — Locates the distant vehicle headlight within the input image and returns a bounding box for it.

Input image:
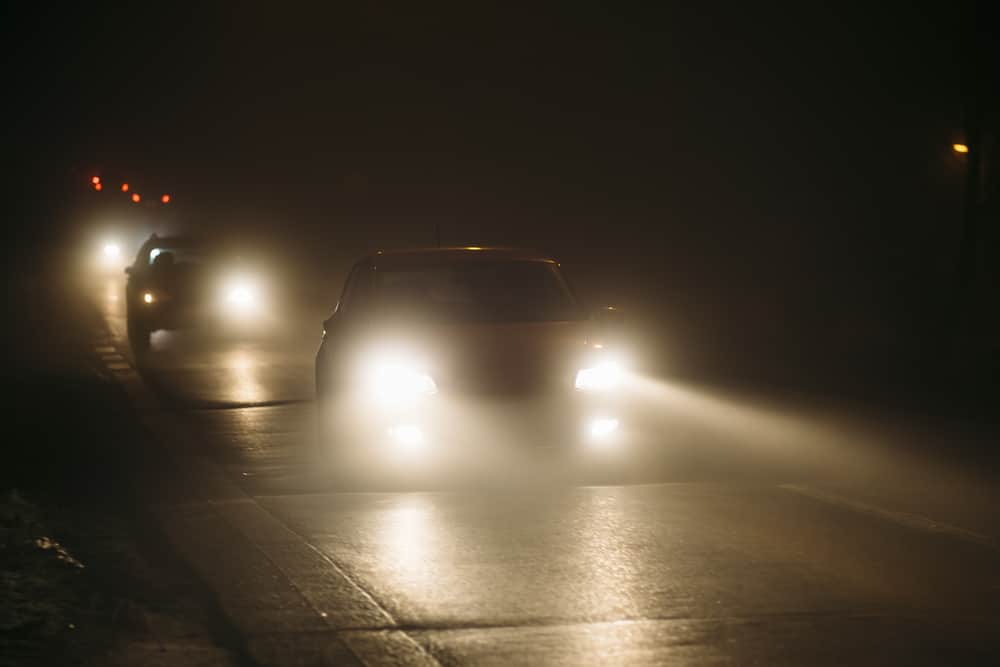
[575,361,623,392]
[96,240,125,271]
[363,354,438,406]
[143,292,155,304]
[225,284,257,307]
[221,276,261,316]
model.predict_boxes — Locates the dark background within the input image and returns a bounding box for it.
[5,2,997,403]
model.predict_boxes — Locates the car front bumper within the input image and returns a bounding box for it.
[320,390,629,470]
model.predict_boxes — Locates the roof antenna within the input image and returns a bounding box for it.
[434,223,441,248]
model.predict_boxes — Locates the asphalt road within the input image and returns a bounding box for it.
[92,272,1000,665]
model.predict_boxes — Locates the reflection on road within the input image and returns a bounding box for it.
[104,277,119,304]
[227,348,265,404]
[373,496,437,600]
[572,493,639,620]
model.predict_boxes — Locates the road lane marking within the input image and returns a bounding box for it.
[107,362,131,370]
[780,484,998,551]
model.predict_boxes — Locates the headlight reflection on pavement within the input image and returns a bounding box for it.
[228,349,265,403]
[374,497,437,593]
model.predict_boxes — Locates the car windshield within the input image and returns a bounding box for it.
[373,260,585,323]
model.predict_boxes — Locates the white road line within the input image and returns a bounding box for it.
[780,483,998,551]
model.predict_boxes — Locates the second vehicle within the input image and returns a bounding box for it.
[125,234,267,351]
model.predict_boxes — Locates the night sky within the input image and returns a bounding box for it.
[6,2,993,374]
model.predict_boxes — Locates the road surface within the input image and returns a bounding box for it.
[90,273,1000,665]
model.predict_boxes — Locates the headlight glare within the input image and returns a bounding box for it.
[364,355,438,406]
[225,284,257,307]
[388,424,426,450]
[574,361,622,392]
[221,276,262,318]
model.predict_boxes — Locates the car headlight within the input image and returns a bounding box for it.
[225,284,257,307]
[96,240,125,270]
[363,355,438,406]
[221,276,261,316]
[574,361,623,392]
[142,291,155,304]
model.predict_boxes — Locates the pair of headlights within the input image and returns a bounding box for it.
[361,356,623,404]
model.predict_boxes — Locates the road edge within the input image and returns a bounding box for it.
[93,323,439,666]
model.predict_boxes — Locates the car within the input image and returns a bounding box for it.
[314,246,628,475]
[125,234,265,351]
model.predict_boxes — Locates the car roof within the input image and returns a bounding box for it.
[365,246,559,268]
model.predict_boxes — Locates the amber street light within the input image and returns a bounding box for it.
[953,143,969,154]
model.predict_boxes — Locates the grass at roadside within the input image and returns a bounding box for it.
[2,256,247,666]
[1,489,87,666]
